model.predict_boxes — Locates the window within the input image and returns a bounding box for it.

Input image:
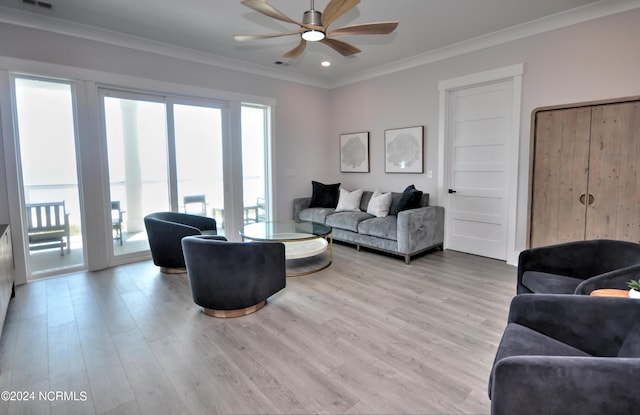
[103,92,170,256]
[242,104,270,224]
[8,75,273,279]
[13,76,85,277]
[173,102,225,229]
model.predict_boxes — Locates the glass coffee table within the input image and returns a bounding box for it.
[240,221,332,277]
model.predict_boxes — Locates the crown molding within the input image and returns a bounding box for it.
[328,0,640,88]
[0,6,332,89]
[1,0,639,91]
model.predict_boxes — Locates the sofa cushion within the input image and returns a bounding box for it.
[299,207,336,223]
[326,212,373,232]
[359,191,373,212]
[367,190,393,217]
[336,188,363,212]
[310,181,340,208]
[390,185,424,215]
[358,216,398,241]
[522,271,584,294]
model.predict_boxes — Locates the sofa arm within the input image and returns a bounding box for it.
[491,356,640,415]
[396,206,444,255]
[293,197,311,221]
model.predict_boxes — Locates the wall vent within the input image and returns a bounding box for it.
[22,0,53,10]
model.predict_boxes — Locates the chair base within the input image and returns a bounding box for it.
[202,300,266,318]
[160,267,187,274]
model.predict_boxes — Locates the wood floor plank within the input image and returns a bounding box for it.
[111,329,187,415]
[10,315,49,389]
[79,332,136,413]
[0,245,517,414]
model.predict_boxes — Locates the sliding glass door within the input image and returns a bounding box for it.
[102,91,170,257]
[6,73,273,278]
[13,77,85,278]
[100,90,230,262]
[173,102,225,230]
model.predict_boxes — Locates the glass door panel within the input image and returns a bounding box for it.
[103,94,170,256]
[14,77,85,277]
[241,105,268,224]
[173,103,225,234]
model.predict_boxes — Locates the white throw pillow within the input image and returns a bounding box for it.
[336,188,363,212]
[366,190,392,217]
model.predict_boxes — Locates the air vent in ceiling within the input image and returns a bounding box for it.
[22,0,53,10]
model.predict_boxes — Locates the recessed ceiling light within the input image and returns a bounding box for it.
[321,61,331,67]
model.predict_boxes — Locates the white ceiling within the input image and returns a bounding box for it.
[1,0,637,87]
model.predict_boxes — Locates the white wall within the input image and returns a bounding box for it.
[328,9,640,254]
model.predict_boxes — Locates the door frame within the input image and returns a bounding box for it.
[4,74,88,281]
[438,64,523,265]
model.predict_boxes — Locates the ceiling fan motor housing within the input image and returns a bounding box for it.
[303,9,323,28]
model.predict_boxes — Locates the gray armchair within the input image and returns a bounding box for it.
[517,239,640,294]
[489,294,640,415]
[181,235,286,317]
[144,212,218,273]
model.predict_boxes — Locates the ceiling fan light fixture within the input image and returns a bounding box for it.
[235,0,398,58]
[301,7,325,41]
[302,29,325,41]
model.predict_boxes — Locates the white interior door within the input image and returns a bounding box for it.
[445,80,513,260]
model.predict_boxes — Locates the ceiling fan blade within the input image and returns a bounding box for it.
[328,21,399,37]
[240,0,302,26]
[322,0,360,28]
[234,29,304,42]
[283,39,307,59]
[320,37,361,56]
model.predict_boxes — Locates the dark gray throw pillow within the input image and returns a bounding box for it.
[309,181,341,208]
[390,184,423,215]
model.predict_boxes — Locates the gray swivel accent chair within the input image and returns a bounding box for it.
[489,294,640,415]
[144,212,218,273]
[517,239,640,295]
[181,235,286,317]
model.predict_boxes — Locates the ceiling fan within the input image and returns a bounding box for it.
[234,0,399,59]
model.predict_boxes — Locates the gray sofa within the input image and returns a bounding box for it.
[293,190,444,264]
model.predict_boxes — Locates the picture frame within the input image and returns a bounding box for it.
[384,126,424,173]
[340,132,370,173]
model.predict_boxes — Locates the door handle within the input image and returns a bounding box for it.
[448,189,457,194]
[579,194,595,205]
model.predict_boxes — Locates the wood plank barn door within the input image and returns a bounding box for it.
[587,101,640,241]
[530,107,591,248]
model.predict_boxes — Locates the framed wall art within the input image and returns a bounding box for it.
[340,132,370,173]
[384,126,424,173]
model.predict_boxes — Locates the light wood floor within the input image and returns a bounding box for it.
[0,244,516,415]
